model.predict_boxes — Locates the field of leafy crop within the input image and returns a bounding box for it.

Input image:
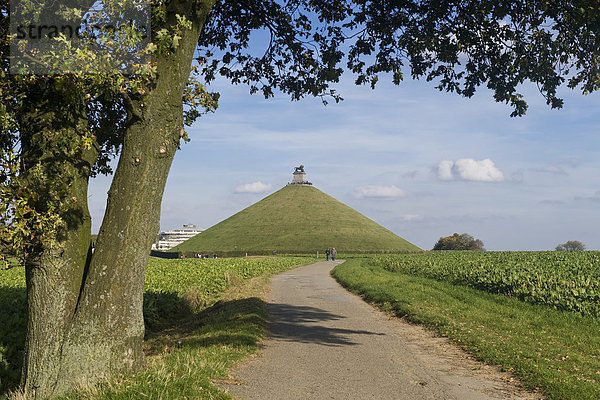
[373,251,600,317]
[145,256,307,295]
[143,257,308,326]
[0,256,308,394]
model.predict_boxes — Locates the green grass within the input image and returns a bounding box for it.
[0,267,26,394]
[332,258,600,400]
[1,256,311,398]
[173,185,420,254]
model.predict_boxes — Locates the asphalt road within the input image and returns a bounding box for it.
[220,261,540,400]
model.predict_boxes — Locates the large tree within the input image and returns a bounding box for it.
[1,0,599,397]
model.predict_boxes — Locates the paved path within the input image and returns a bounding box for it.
[220,261,539,400]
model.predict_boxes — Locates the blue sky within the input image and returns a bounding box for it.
[88,73,600,251]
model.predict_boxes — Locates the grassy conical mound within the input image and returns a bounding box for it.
[173,185,420,255]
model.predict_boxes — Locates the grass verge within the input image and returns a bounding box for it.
[332,258,600,400]
[1,257,311,399]
[60,275,276,399]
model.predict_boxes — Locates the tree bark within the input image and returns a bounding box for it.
[19,81,98,398]
[20,1,215,398]
[56,19,206,388]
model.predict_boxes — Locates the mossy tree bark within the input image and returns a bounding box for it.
[20,1,215,397]
[19,80,99,399]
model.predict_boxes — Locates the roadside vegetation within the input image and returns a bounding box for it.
[375,251,600,317]
[1,256,310,398]
[332,256,600,400]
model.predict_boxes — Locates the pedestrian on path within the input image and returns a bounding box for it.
[332,248,337,261]
[325,248,330,261]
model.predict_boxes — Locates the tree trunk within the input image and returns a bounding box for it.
[20,1,215,398]
[19,81,98,398]
[56,25,203,389]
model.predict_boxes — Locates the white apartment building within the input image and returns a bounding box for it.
[151,224,203,251]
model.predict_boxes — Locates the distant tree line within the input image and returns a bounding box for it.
[555,241,585,252]
[433,233,485,251]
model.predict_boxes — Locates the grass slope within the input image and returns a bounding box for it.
[174,185,420,254]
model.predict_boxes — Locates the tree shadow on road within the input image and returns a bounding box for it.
[267,303,385,347]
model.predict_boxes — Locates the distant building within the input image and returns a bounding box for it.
[151,224,203,251]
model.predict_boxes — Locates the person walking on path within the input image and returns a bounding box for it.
[325,248,330,261]
[331,248,337,261]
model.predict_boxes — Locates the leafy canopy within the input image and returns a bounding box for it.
[200,0,600,114]
[433,233,485,251]
[555,240,585,252]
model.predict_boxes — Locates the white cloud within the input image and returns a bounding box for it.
[437,158,504,182]
[455,158,505,181]
[437,160,454,180]
[402,214,422,221]
[234,181,272,193]
[538,165,567,175]
[353,185,406,199]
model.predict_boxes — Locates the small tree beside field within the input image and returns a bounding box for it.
[555,241,585,251]
[433,233,485,251]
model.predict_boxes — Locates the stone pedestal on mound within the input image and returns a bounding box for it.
[292,171,306,184]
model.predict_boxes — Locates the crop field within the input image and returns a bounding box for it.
[373,251,600,317]
[0,256,309,396]
[145,256,307,301]
[143,256,309,329]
